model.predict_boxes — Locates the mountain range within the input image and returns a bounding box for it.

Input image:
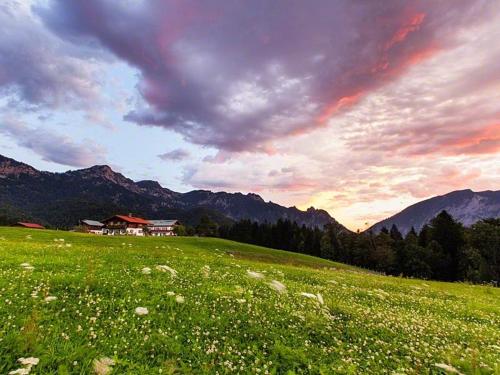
[1,154,498,232]
[0,154,341,229]
[369,189,500,235]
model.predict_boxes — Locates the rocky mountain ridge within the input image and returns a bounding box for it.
[0,154,343,230]
[369,189,500,234]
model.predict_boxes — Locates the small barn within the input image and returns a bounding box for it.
[102,214,150,236]
[15,222,45,229]
[147,220,180,236]
[80,219,105,234]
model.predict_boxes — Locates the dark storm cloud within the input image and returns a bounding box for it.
[36,0,493,151]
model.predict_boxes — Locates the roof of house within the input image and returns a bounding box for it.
[81,219,104,227]
[148,220,179,226]
[104,215,150,225]
[17,222,45,229]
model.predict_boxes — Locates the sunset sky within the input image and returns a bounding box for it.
[0,0,499,230]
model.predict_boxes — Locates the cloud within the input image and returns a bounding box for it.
[0,117,107,167]
[175,7,500,230]
[37,0,495,152]
[158,148,190,162]
[0,1,102,109]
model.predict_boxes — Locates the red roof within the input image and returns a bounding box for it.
[17,222,45,229]
[106,215,150,225]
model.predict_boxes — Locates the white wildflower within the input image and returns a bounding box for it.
[93,357,115,375]
[236,298,247,304]
[268,280,287,294]
[166,291,175,296]
[246,270,264,279]
[141,267,151,274]
[201,265,210,277]
[18,358,39,366]
[434,363,464,374]
[9,357,39,375]
[9,369,30,375]
[316,293,324,305]
[175,295,185,304]
[20,263,31,267]
[135,307,149,316]
[155,265,177,276]
[44,296,57,302]
[300,292,317,299]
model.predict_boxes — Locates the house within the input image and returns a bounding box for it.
[80,219,105,234]
[102,214,150,236]
[14,222,45,229]
[147,220,180,236]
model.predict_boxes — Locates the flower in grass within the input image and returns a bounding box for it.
[316,293,324,305]
[166,291,175,296]
[155,265,177,276]
[300,292,317,299]
[9,369,30,375]
[268,280,286,294]
[20,263,30,267]
[434,363,464,375]
[300,292,325,305]
[93,357,115,375]
[141,267,151,274]
[135,307,149,316]
[201,265,211,278]
[175,295,185,304]
[44,296,57,302]
[246,270,264,279]
[8,357,39,375]
[18,358,39,366]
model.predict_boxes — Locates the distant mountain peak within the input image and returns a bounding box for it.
[136,180,163,189]
[0,154,40,177]
[370,189,500,235]
[247,192,264,202]
[79,164,115,176]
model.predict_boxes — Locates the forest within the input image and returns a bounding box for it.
[215,211,499,284]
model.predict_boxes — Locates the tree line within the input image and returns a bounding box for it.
[195,211,499,284]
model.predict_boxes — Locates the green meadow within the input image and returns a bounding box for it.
[0,228,499,374]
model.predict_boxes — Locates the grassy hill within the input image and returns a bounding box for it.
[0,228,499,374]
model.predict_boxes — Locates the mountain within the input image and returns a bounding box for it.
[0,154,344,230]
[369,189,500,235]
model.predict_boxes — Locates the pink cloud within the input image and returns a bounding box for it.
[38,1,495,152]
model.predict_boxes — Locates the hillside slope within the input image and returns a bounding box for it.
[0,154,341,229]
[0,228,498,374]
[370,189,500,234]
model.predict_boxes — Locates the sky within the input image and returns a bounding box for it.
[0,0,499,231]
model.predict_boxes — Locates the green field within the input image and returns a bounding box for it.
[0,228,499,374]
